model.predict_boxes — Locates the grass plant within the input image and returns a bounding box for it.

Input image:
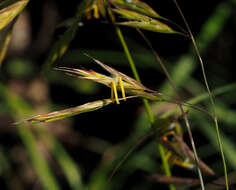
[0,0,235,190]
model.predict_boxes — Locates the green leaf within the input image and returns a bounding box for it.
[39,131,84,190]
[113,8,177,34]
[0,24,13,67]
[113,8,154,22]
[111,0,161,19]
[0,83,60,190]
[42,18,80,72]
[17,125,61,190]
[96,0,106,17]
[0,0,29,30]
[118,20,177,34]
[194,113,236,170]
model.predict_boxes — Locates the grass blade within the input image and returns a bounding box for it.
[0,0,29,30]
[41,18,80,73]
[0,83,60,190]
[0,23,13,67]
[39,131,84,190]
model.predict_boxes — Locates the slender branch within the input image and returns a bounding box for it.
[136,29,205,190]
[172,1,229,189]
[157,143,176,190]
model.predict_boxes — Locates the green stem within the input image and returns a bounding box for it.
[214,118,229,190]
[115,26,175,190]
[158,144,176,190]
[115,28,141,83]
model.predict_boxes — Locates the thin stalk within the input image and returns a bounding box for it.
[114,24,176,190]
[172,1,229,189]
[105,1,175,187]
[136,29,205,190]
[157,143,176,190]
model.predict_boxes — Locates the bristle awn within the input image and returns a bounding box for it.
[159,17,189,37]
[172,1,229,189]
[104,131,154,190]
[136,28,205,190]
[162,98,213,120]
[151,91,214,119]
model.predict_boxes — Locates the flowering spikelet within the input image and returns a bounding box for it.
[15,99,113,124]
[77,0,105,19]
[55,54,160,104]
[153,118,215,176]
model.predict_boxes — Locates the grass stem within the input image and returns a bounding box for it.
[172,1,229,189]
[114,25,175,190]
[137,28,205,190]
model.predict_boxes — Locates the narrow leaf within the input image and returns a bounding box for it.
[113,8,154,22]
[42,18,80,72]
[39,131,84,190]
[0,83,60,190]
[0,24,13,67]
[0,0,29,30]
[96,0,106,17]
[118,21,177,34]
[111,0,161,19]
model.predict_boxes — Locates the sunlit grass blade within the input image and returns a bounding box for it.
[16,99,113,124]
[0,0,29,30]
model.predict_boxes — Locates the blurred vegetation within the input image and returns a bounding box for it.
[0,0,236,190]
